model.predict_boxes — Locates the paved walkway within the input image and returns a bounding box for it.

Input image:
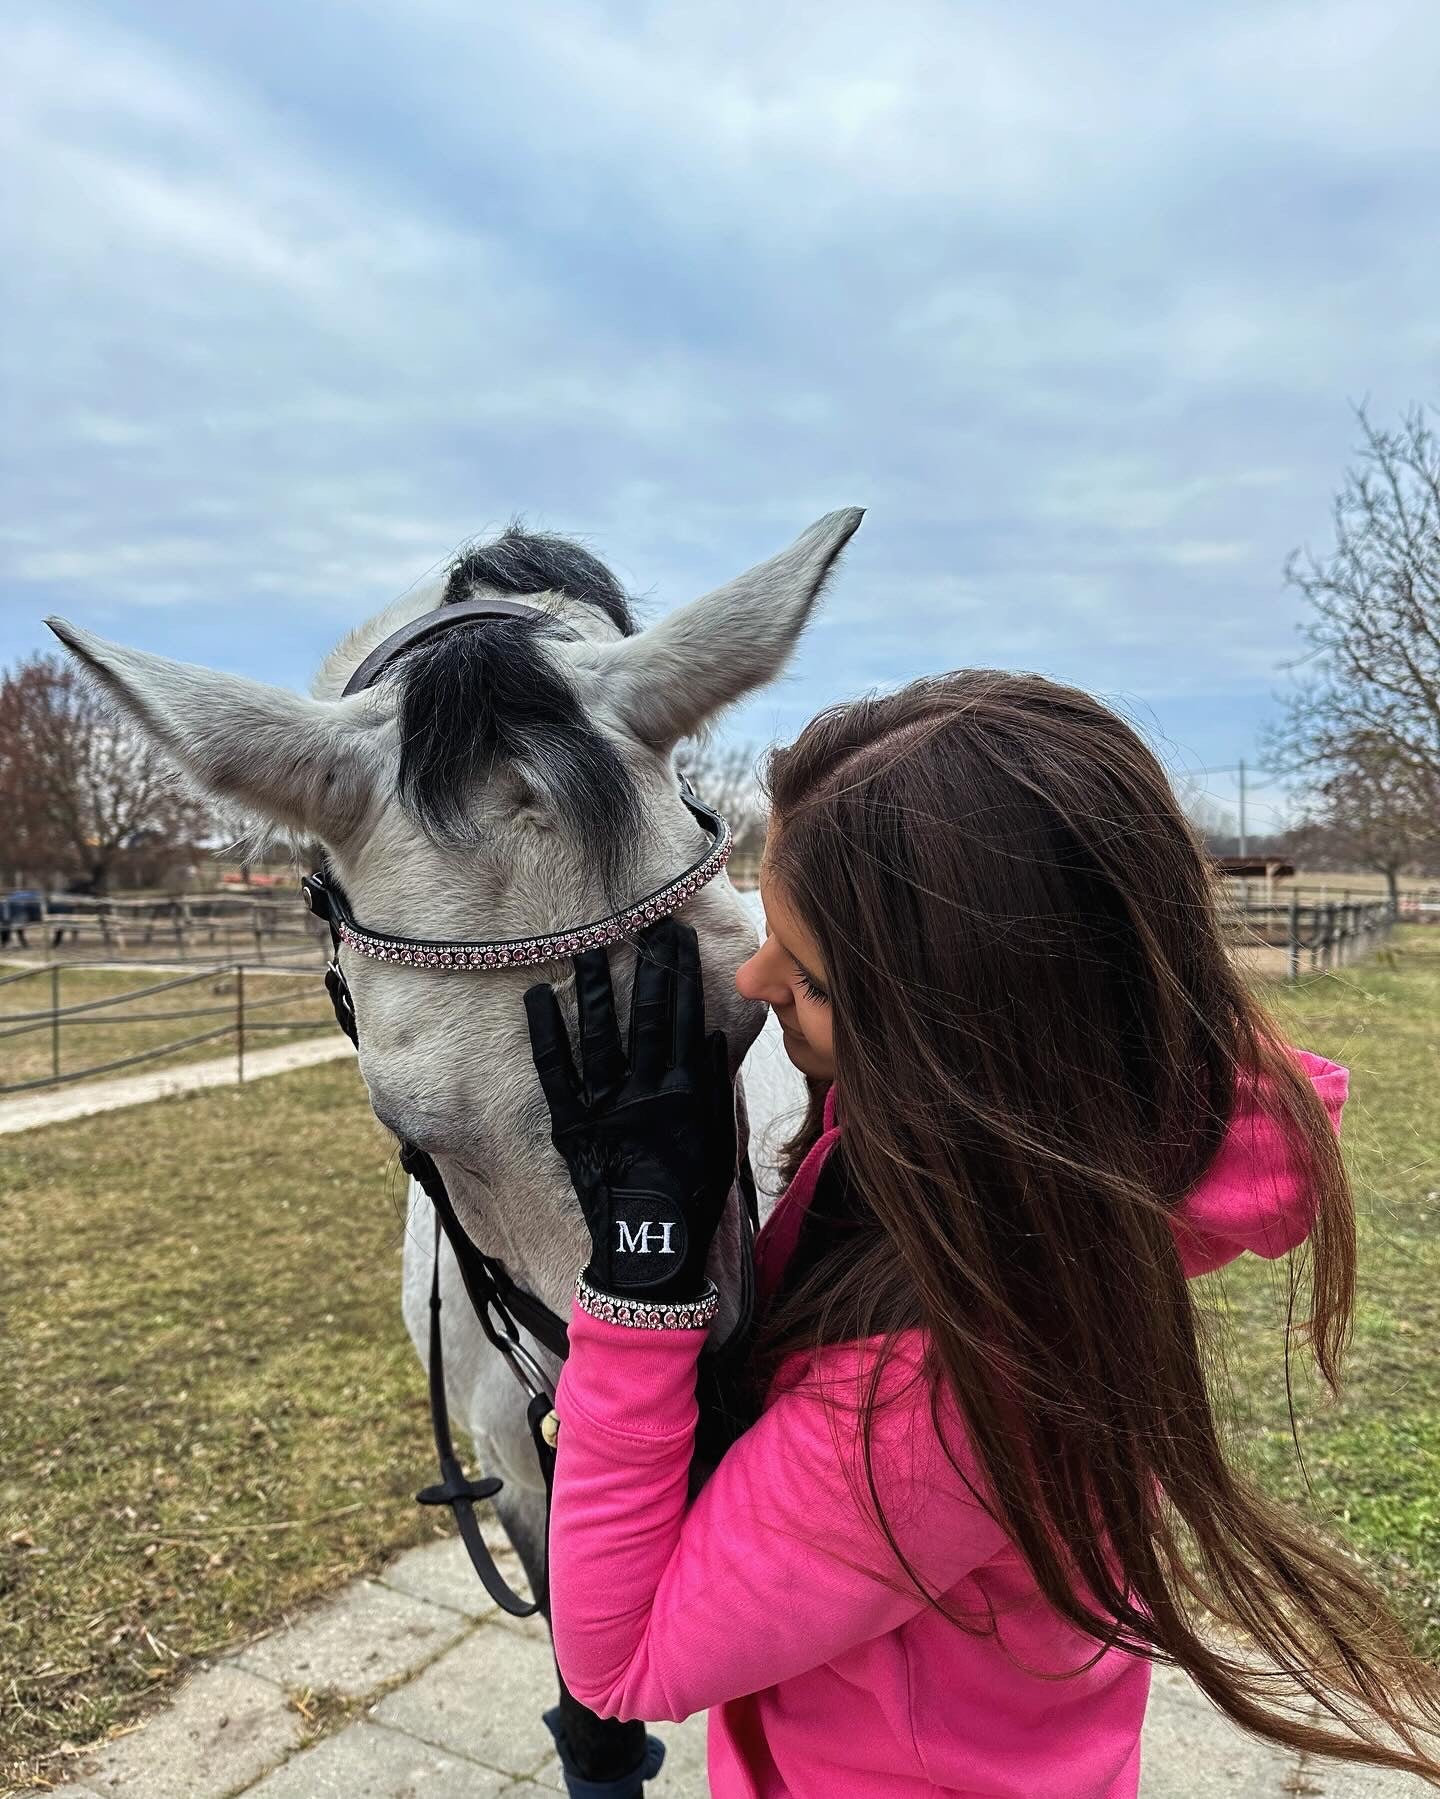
[24,1526,1430,1798]
[0,1037,352,1135]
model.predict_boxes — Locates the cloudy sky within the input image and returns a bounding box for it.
[5,0,1438,833]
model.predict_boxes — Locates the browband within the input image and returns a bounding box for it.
[303,791,732,971]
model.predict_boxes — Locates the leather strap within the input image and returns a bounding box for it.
[415,1213,540,1617]
[340,597,543,699]
[309,867,565,1613]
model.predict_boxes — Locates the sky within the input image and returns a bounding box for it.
[4,1,1439,837]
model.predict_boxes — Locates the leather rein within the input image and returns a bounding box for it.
[300,597,757,1616]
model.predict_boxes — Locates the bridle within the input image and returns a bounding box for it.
[299,597,758,1616]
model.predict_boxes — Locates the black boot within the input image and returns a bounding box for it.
[542,1706,665,1798]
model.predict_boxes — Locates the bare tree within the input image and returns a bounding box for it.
[1272,406,1440,792]
[677,737,768,860]
[1175,784,1238,856]
[202,795,290,883]
[0,653,204,893]
[1290,735,1440,909]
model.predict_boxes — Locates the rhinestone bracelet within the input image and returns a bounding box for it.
[574,1273,720,1331]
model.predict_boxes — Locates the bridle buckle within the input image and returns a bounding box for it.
[299,872,331,920]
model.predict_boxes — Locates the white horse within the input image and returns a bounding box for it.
[48,508,853,1794]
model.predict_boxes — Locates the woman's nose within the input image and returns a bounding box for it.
[735,938,786,1006]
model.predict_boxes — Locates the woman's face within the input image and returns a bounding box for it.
[734,864,836,1079]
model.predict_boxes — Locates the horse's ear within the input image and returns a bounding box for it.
[592,509,864,750]
[45,619,388,839]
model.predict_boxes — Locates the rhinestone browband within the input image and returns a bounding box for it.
[327,810,733,972]
[574,1273,720,1331]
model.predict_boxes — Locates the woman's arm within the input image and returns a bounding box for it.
[549,1311,1008,1724]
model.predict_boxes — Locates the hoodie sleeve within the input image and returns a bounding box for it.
[1170,1050,1348,1279]
[548,1310,1007,1724]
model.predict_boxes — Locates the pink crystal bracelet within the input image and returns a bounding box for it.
[574,1273,720,1331]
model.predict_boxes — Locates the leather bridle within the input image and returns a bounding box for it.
[300,598,758,1615]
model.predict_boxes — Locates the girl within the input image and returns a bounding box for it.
[523,671,1440,1797]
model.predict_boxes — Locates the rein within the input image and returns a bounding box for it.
[300,597,757,1614]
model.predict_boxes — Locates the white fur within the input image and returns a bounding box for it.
[45,510,856,1574]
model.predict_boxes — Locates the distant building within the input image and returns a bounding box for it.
[1214,857,1295,881]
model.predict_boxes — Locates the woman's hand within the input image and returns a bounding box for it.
[524,917,735,1302]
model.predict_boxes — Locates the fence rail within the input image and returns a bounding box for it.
[0,961,334,1095]
[1,889,320,963]
[1224,897,1396,980]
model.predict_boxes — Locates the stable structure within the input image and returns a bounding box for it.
[1215,856,1296,911]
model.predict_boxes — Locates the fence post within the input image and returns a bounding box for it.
[236,964,246,1084]
[1288,893,1301,982]
[51,963,61,1080]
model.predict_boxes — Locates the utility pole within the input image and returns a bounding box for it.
[1237,758,1247,860]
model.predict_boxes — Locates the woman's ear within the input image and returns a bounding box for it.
[587,508,863,751]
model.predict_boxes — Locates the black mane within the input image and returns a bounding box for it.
[393,528,642,899]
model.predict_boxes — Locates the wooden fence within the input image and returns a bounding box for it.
[2,890,320,964]
[1225,897,1396,981]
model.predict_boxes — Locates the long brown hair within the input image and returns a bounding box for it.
[760,670,1440,1780]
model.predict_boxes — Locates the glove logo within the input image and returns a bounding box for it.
[615,1219,676,1256]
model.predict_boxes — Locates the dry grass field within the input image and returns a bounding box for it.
[1,1060,435,1792]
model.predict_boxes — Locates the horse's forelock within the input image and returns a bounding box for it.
[391,609,642,903]
[445,525,640,637]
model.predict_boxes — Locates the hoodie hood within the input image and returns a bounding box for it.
[757,1051,1348,1299]
[1170,1049,1348,1277]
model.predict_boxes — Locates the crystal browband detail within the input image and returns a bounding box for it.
[332,815,733,972]
[574,1273,720,1331]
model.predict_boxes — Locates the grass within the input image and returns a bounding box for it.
[0,966,331,1091]
[1,930,1437,1789]
[1217,927,1440,1656]
[0,1060,439,1793]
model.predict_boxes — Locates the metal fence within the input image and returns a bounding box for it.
[0,960,333,1095]
[1225,897,1397,980]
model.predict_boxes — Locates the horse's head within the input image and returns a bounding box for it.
[46,509,861,1313]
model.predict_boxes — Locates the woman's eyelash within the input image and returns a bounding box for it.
[796,969,830,1005]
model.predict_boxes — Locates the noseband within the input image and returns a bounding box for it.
[300,596,757,1616]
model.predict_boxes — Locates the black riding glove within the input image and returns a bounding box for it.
[524,916,735,1303]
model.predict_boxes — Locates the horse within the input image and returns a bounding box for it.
[47,506,860,1796]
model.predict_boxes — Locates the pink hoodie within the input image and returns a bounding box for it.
[550,1051,1348,1799]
